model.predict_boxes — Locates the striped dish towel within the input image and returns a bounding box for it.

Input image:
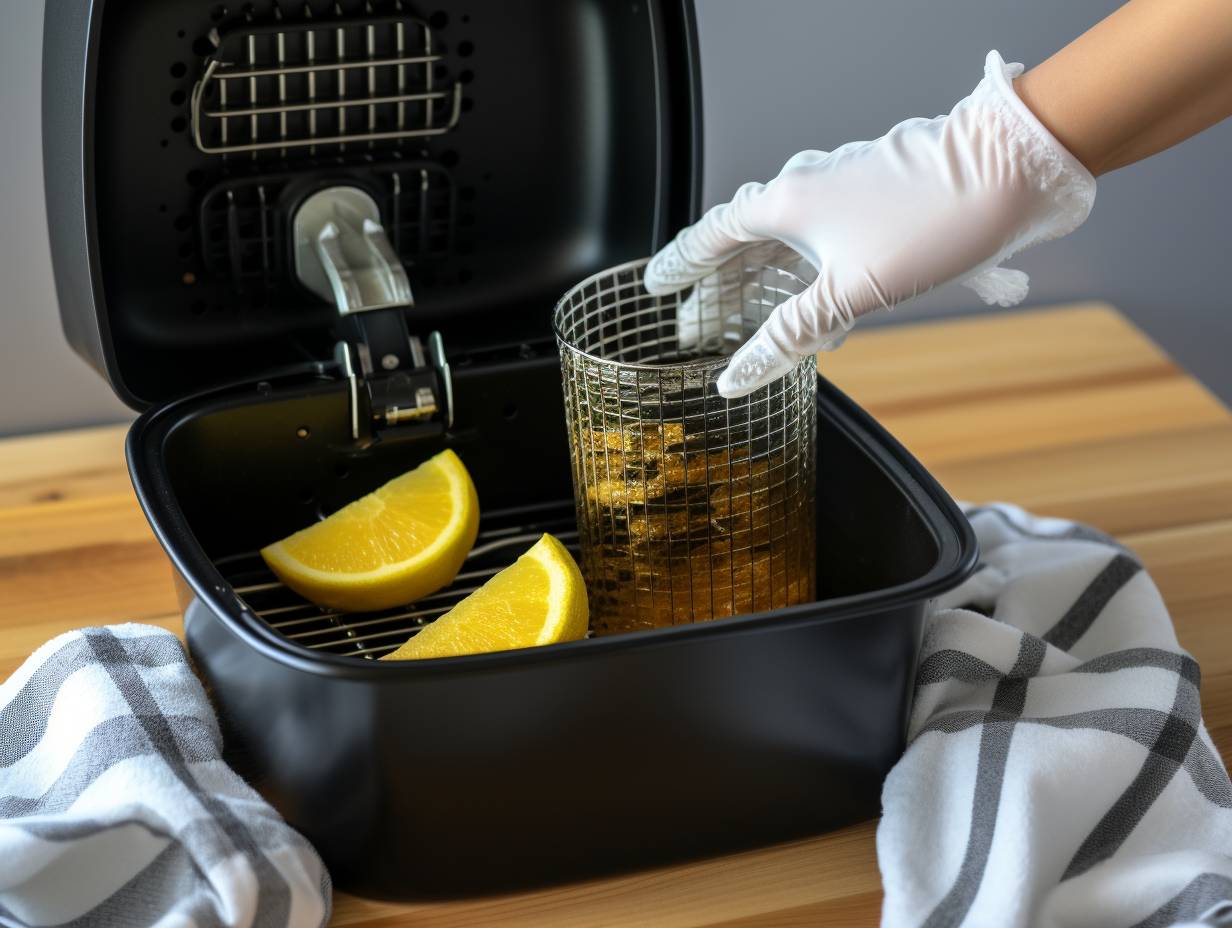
[879,504,1232,928]
[0,624,330,928]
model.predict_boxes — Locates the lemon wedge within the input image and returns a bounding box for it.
[382,533,589,660]
[261,449,479,612]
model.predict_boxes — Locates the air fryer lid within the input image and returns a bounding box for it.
[43,0,702,408]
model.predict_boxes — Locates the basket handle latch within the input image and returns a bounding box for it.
[292,185,452,445]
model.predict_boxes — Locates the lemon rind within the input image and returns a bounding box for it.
[530,536,571,646]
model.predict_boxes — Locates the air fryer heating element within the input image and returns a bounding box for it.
[190,12,462,156]
[221,503,579,658]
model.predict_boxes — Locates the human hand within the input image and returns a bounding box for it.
[645,51,1096,398]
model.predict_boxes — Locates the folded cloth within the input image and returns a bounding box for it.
[0,624,330,928]
[879,504,1232,928]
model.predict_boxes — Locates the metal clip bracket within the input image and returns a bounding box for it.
[295,185,452,444]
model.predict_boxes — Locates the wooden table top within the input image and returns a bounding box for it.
[2,303,1230,927]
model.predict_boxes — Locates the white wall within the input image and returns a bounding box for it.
[2,1,1229,436]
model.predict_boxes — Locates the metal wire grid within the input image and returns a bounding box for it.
[222,506,580,658]
[198,178,283,285]
[190,13,462,157]
[198,162,455,287]
[555,259,817,635]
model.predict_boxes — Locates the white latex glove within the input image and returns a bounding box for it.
[644,51,1097,398]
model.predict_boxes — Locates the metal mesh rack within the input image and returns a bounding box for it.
[220,505,579,659]
[198,162,455,287]
[190,13,462,157]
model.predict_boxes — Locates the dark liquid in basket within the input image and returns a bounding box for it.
[574,420,815,635]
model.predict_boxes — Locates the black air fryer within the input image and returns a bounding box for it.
[43,0,977,898]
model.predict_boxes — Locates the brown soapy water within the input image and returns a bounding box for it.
[575,420,815,635]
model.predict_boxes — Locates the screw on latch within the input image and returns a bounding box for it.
[381,354,400,370]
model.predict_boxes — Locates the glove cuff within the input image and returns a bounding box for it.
[973,50,1097,250]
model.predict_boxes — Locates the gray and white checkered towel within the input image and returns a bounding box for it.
[880,504,1232,928]
[0,624,330,928]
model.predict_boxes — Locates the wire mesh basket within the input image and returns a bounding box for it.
[554,255,817,635]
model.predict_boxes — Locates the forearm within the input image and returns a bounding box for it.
[1014,0,1232,176]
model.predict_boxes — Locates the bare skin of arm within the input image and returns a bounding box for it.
[1015,0,1232,176]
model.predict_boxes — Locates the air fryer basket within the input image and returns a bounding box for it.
[128,350,976,896]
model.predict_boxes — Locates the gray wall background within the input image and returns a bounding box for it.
[2,0,1229,436]
[695,0,1232,393]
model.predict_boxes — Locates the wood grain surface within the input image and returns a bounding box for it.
[1,304,1228,927]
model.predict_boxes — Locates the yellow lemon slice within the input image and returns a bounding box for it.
[382,533,589,660]
[261,449,479,612]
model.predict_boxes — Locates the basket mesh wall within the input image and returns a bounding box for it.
[555,258,817,635]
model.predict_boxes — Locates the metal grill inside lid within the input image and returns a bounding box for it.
[191,12,462,157]
[198,161,455,289]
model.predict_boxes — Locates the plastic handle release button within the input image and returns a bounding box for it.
[292,185,414,315]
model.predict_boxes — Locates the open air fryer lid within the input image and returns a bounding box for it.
[43,0,702,409]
